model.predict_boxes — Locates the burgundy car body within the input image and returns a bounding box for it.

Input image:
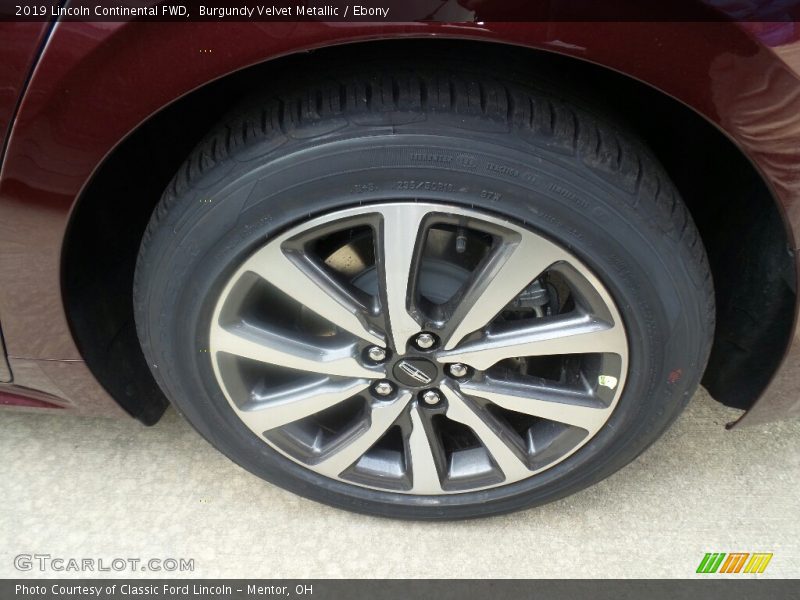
[1,15,799,426]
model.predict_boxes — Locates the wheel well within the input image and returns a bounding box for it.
[62,39,796,424]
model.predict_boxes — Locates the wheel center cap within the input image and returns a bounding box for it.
[392,357,438,388]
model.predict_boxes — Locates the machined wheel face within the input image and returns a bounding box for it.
[209,202,628,495]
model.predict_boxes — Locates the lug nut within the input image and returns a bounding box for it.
[373,381,395,397]
[448,363,469,378]
[422,390,441,405]
[367,346,387,362]
[414,332,436,350]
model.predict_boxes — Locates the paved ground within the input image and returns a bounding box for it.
[1,388,798,579]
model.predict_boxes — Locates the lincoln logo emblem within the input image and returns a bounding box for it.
[397,361,433,384]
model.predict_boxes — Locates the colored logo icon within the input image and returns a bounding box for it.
[696,552,773,574]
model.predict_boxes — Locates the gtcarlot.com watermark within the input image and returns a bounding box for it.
[14,554,195,573]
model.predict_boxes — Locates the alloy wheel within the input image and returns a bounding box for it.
[209,202,628,494]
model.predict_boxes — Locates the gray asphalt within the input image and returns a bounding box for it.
[1,388,798,578]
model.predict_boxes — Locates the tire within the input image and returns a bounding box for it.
[134,62,714,520]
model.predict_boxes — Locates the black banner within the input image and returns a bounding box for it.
[2,579,799,600]
[2,0,800,22]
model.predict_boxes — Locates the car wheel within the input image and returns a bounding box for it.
[134,65,714,519]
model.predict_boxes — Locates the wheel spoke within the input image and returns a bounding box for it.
[313,393,411,477]
[441,383,530,481]
[438,313,626,370]
[376,204,430,353]
[237,379,370,432]
[459,378,611,432]
[211,322,382,379]
[443,231,570,350]
[243,243,385,347]
[407,405,445,494]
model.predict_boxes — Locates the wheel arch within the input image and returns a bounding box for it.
[57,36,796,424]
